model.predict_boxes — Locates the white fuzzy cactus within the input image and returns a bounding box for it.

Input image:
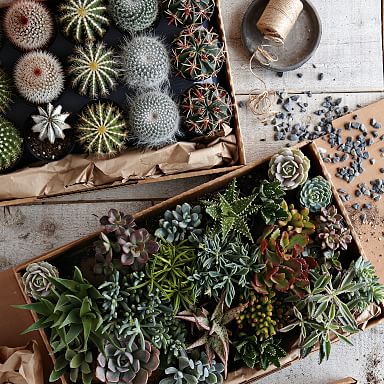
[128,91,180,148]
[120,35,170,90]
[4,0,54,51]
[14,51,65,105]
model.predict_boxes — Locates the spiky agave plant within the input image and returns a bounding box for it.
[128,91,180,148]
[0,117,23,172]
[14,51,64,104]
[120,35,170,90]
[76,101,127,156]
[110,0,159,33]
[68,42,119,99]
[4,0,54,51]
[59,0,109,43]
[0,68,14,114]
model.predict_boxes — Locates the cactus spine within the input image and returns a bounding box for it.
[128,91,180,148]
[0,68,14,114]
[0,117,23,172]
[68,42,119,99]
[120,35,170,90]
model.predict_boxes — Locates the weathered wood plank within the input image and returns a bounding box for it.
[221,0,384,94]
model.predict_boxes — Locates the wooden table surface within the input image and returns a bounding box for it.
[1,1,384,383]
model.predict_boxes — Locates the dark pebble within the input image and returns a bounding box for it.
[380,168,384,173]
[238,100,246,108]
[352,203,360,210]
[370,158,376,165]
[277,72,284,77]
[318,73,324,80]
[297,73,303,78]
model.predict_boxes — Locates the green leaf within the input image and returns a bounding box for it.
[14,301,52,316]
[70,353,83,369]
[80,298,92,317]
[49,368,66,382]
[302,331,319,350]
[313,301,328,319]
[21,317,47,334]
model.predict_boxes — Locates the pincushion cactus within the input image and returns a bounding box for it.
[0,68,14,113]
[0,117,23,172]
[128,91,180,148]
[163,0,215,26]
[181,83,233,136]
[59,0,109,43]
[31,103,71,144]
[21,261,59,300]
[299,176,332,212]
[68,42,118,99]
[155,203,203,243]
[96,338,160,384]
[268,148,310,191]
[4,0,54,51]
[120,36,170,90]
[172,25,225,81]
[110,0,159,33]
[77,101,127,156]
[14,51,64,104]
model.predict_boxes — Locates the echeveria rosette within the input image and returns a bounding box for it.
[100,208,135,235]
[21,261,59,299]
[268,148,310,191]
[299,176,332,213]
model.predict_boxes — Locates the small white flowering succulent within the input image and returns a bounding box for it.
[32,103,71,144]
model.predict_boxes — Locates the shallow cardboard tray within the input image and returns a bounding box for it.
[0,0,245,206]
[1,142,382,383]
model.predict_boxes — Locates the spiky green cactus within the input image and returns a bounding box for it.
[181,83,233,136]
[172,25,225,81]
[129,91,179,148]
[0,68,14,114]
[68,42,118,99]
[0,117,23,172]
[77,102,127,156]
[59,0,109,43]
[120,35,170,90]
[163,0,215,26]
[110,0,159,33]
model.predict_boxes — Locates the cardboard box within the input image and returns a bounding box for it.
[0,0,245,207]
[1,142,382,383]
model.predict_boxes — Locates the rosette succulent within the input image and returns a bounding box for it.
[21,261,59,299]
[155,203,203,243]
[278,201,316,235]
[100,208,135,235]
[163,0,215,26]
[96,338,160,384]
[299,176,332,212]
[268,148,310,191]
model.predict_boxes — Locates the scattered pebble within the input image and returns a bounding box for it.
[277,72,284,78]
[318,73,324,80]
[238,100,246,108]
[297,73,303,78]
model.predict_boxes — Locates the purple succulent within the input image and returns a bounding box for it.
[100,208,135,234]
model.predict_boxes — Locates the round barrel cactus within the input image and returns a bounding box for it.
[0,117,23,172]
[299,176,333,212]
[110,0,159,33]
[128,91,180,148]
[162,0,215,26]
[181,83,233,136]
[171,25,225,81]
[0,68,14,114]
[120,35,170,90]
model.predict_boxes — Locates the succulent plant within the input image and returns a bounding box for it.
[155,203,203,243]
[120,35,170,90]
[21,261,59,300]
[163,0,215,26]
[14,51,64,104]
[268,148,310,191]
[176,294,243,377]
[96,337,160,384]
[146,240,197,313]
[252,226,317,298]
[59,0,109,43]
[299,176,333,212]
[110,0,159,33]
[31,103,71,144]
[68,42,119,99]
[172,25,225,81]
[0,68,14,113]
[4,0,54,51]
[77,101,127,156]
[128,91,180,148]
[203,179,260,241]
[234,335,286,370]
[100,209,136,235]
[160,350,224,384]
[278,201,316,235]
[181,83,232,137]
[0,117,23,172]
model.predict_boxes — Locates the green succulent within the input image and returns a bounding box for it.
[234,335,286,370]
[299,176,332,213]
[203,179,260,241]
[278,201,316,235]
[155,203,203,243]
[268,148,310,191]
[0,68,14,113]
[0,117,23,172]
[163,0,215,26]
